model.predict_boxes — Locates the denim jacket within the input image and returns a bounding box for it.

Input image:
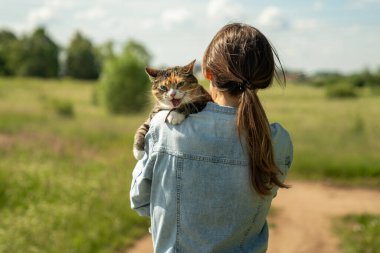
[130,102,293,253]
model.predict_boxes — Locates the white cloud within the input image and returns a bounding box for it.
[161,8,191,30]
[27,6,53,24]
[293,19,320,31]
[207,0,243,21]
[313,0,325,11]
[257,6,288,30]
[141,19,155,30]
[27,0,76,26]
[74,8,106,21]
[348,0,380,8]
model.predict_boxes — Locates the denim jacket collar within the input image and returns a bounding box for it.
[204,102,237,115]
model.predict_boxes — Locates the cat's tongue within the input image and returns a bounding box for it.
[171,99,181,107]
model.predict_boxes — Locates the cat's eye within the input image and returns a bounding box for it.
[159,85,168,91]
[177,82,185,88]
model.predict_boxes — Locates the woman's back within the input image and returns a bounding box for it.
[131,102,292,253]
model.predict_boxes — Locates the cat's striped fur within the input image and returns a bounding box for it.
[133,60,212,160]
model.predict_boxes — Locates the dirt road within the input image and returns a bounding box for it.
[126,181,380,253]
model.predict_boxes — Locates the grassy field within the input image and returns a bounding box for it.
[0,77,379,253]
[0,78,149,253]
[334,214,380,253]
[260,83,380,187]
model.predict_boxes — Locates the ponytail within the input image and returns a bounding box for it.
[237,89,289,195]
[202,22,289,195]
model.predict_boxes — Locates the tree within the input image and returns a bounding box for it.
[17,27,59,77]
[0,29,18,76]
[99,40,151,114]
[94,40,115,75]
[65,31,99,80]
[124,39,151,64]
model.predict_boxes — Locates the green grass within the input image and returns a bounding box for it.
[0,77,149,253]
[259,83,380,187]
[0,77,379,253]
[334,214,380,253]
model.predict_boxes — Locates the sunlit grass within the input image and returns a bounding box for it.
[0,77,379,253]
[0,77,149,253]
[334,214,380,253]
[260,83,380,186]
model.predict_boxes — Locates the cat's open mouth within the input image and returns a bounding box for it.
[171,99,181,107]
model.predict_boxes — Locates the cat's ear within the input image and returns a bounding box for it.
[182,59,196,75]
[145,67,160,80]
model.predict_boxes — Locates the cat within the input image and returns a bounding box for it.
[133,60,212,160]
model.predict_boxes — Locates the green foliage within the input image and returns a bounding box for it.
[65,31,100,80]
[0,29,18,76]
[334,214,380,253]
[350,69,380,87]
[310,71,344,87]
[99,40,151,114]
[52,99,75,118]
[326,83,358,98]
[17,27,60,77]
[94,40,115,76]
[124,40,152,64]
[310,69,380,89]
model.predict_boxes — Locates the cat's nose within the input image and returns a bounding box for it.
[169,90,176,98]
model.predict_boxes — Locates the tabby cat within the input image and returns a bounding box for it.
[133,60,212,160]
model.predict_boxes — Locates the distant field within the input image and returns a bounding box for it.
[0,78,379,253]
[260,83,380,187]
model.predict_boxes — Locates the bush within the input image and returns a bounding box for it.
[99,40,151,114]
[326,83,358,98]
[52,100,74,118]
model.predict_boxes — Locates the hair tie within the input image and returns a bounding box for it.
[239,81,250,92]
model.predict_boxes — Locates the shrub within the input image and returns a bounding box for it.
[326,83,358,98]
[52,100,74,118]
[99,40,151,114]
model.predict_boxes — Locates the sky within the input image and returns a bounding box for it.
[0,0,379,74]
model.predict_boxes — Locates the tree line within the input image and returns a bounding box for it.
[2,26,378,112]
[0,26,153,114]
[0,26,115,79]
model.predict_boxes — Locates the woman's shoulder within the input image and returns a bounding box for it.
[270,122,293,165]
[270,123,291,142]
[148,108,241,158]
[150,110,170,128]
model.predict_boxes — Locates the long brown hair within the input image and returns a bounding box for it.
[202,23,289,195]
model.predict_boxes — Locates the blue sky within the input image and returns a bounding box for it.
[0,0,379,74]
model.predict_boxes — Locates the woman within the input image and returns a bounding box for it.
[130,23,293,253]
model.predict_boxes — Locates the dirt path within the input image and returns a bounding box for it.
[126,181,380,253]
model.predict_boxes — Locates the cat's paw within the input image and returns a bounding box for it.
[133,148,145,160]
[167,111,185,125]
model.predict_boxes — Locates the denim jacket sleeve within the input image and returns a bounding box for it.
[130,126,157,217]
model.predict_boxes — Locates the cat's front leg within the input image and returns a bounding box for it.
[166,110,185,125]
[133,148,145,160]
